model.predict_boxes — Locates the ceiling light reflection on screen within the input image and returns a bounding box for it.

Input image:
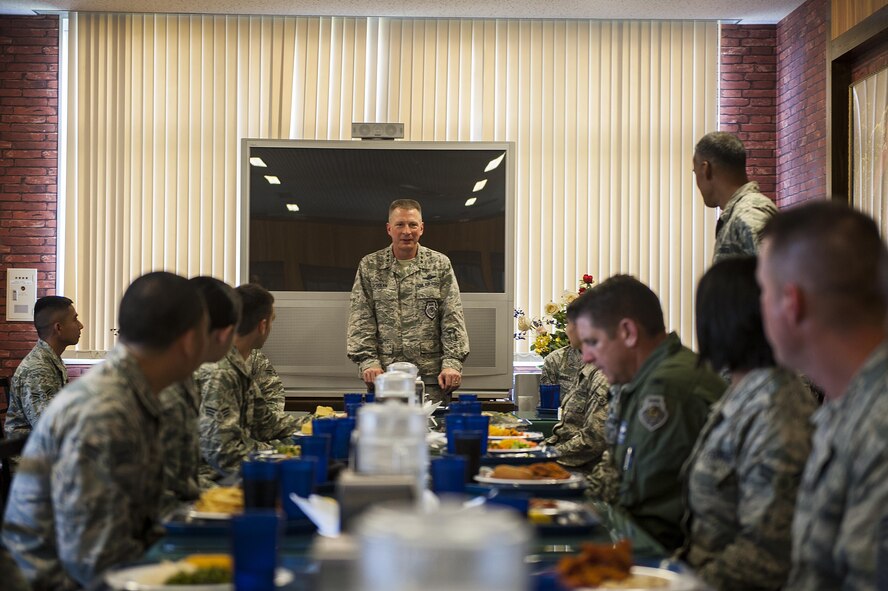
[465,197,477,206]
[250,157,267,167]
[484,153,504,172]
[473,179,487,192]
[265,175,281,184]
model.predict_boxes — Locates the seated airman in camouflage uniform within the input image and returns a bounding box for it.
[757,202,888,590]
[348,199,470,405]
[680,257,817,590]
[2,272,207,590]
[543,315,614,497]
[249,349,286,413]
[692,131,777,263]
[198,284,300,482]
[4,296,82,438]
[158,277,241,513]
[572,275,726,551]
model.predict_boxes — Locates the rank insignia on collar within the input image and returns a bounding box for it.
[424,299,439,320]
[638,394,668,432]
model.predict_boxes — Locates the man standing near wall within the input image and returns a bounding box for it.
[693,131,777,262]
[347,199,470,405]
[4,296,83,438]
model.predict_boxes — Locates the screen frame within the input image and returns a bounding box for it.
[239,138,516,394]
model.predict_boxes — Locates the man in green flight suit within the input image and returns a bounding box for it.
[571,275,725,550]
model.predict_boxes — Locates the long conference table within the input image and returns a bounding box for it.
[126,412,672,590]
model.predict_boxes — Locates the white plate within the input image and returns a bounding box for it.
[187,509,236,521]
[105,562,294,590]
[576,565,699,590]
[528,499,585,516]
[487,445,541,454]
[475,473,584,486]
[488,431,544,441]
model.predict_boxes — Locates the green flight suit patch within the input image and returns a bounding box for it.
[639,394,668,431]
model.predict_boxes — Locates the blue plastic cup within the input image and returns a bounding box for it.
[333,418,356,461]
[465,414,490,453]
[449,401,466,414]
[232,510,280,591]
[446,413,469,454]
[241,460,278,509]
[458,393,478,402]
[312,418,337,439]
[453,429,484,482]
[344,392,363,405]
[345,402,362,418]
[299,435,331,484]
[464,401,482,415]
[539,384,561,409]
[430,456,467,495]
[365,392,376,403]
[279,459,316,520]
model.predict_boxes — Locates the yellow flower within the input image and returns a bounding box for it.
[544,302,560,315]
[516,315,532,332]
[562,292,578,305]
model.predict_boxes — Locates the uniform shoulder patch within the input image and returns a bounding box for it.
[424,299,439,319]
[638,394,668,432]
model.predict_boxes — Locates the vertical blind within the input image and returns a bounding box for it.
[63,13,718,352]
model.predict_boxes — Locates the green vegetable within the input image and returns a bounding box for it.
[164,566,232,584]
[275,444,301,457]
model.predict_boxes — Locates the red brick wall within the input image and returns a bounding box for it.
[0,15,60,417]
[775,0,830,208]
[720,24,778,198]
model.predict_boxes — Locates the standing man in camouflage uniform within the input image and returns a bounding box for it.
[159,277,241,512]
[540,317,585,394]
[572,275,725,550]
[347,199,470,405]
[680,257,816,590]
[198,284,300,482]
[693,131,777,263]
[4,296,83,438]
[2,272,207,590]
[757,202,888,590]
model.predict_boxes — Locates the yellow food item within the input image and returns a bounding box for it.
[314,405,335,417]
[194,486,243,514]
[301,422,313,435]
[488,439,537,450]
[182,554,233,570]
[489,425,522,437]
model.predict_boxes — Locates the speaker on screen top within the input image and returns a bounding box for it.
[351,122,404,140]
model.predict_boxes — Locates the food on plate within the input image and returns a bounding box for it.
[275,444,301,457]
[301,406,337,434]
[489,462,572,481]
[528,498,561,524]
[181,554,233,569]
[488,438,538,451]
[557,539,632,588]
[489,425,523,437]
[194,486,243,514]
[164,566,231,585]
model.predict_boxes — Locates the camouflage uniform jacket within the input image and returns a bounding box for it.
[546,363,610,470]
[540,346,584,394]
[607,332,726,550]
[2,345,164,591]
[347,245,470,380]
[787,342,888,590]
[158,376,202,513]
[248,349,286,413]
[4,339,68,438]
[197,348,298,481]
[713,181,777,263]
[681,367,816,590]
[246,349,303,440]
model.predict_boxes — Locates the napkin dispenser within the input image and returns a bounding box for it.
[513,372,541,408]
[336,469,417,532]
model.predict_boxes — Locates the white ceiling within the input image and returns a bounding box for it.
[0,0,809,24]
